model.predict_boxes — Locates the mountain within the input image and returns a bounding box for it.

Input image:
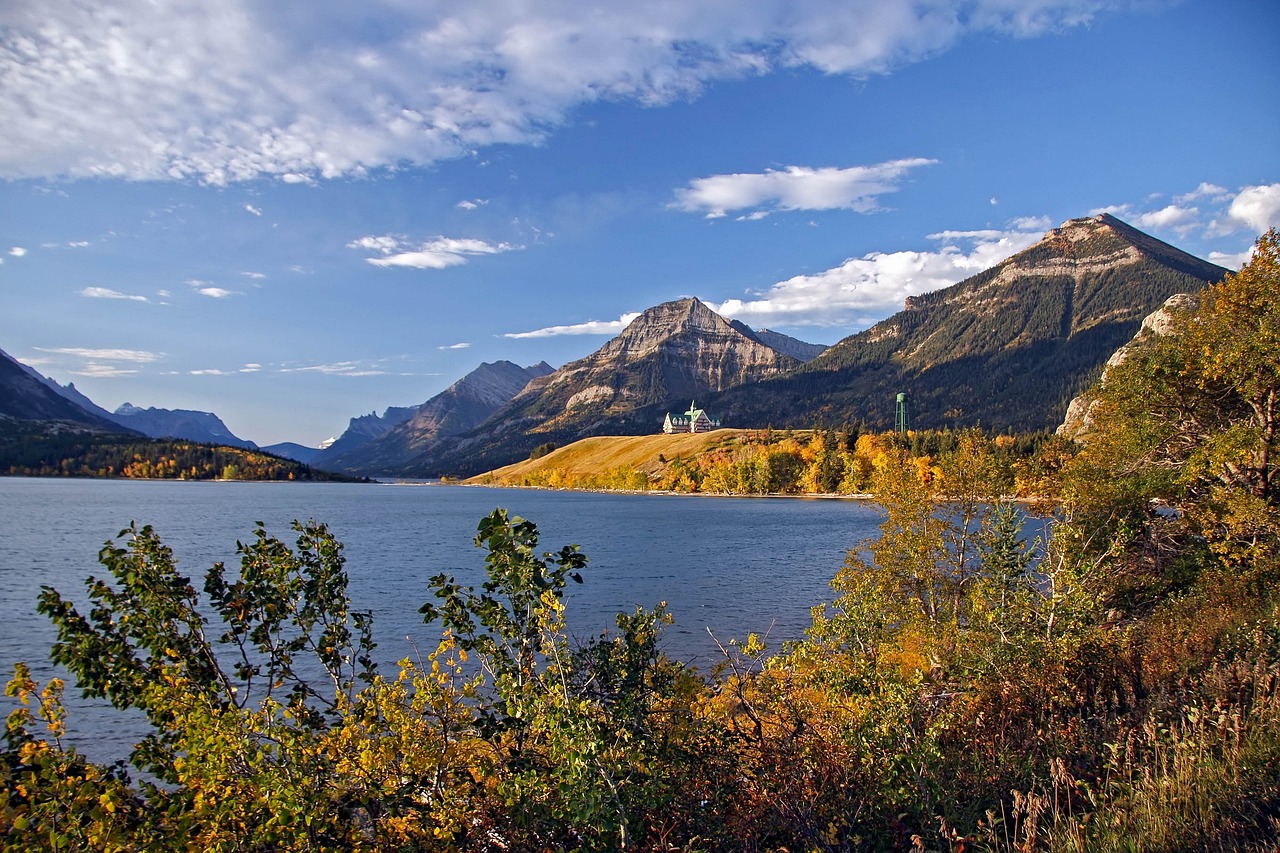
[399,298,802,476]
[320,361,554,474]
[707,214,1230,433]
[312,406,418,467]
[0,348,130,433]
[260,441,326,465]
[110,403,257,449]
[749,329,827,362]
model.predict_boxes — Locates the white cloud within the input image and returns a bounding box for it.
[348,235,403,253]
[0,1,1114,184]
[241,271,266,279]
[36,346,164,362]
[439,342,472,349]
[281,361,387,377]
[672,158,937,219]
[71,364,139,378]
[79,286,148,302]
[197,287,235,298]
[352,235,520,270]
[8,247,26,257]
[708,221,1047,327]
[1208,249,1252,270]
[1226,184,1280,232]
[506,311,642,338]
[1133,204,1199,233]
[241,363,262,372]
[245,203,262,216]
[457,199,488,210]
[1175,182,1229,204]
[1096,182,1280,242]
[190,368,236,376]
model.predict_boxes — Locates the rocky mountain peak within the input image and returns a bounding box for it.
[595,297,731,361]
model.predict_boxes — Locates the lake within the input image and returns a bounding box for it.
[0,477,882,765]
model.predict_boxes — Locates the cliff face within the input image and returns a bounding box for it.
[1057,293,1198,440]
[711,214,1230,432]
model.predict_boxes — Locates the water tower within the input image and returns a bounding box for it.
[895,392,910,435]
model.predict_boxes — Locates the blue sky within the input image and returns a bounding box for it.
[2,0,1277,447]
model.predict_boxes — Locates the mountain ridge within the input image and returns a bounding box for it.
[320,360,555,474]
[706,213,1230,433]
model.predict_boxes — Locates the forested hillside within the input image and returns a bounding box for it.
[0,421,357,481]
[710,214,1229,432]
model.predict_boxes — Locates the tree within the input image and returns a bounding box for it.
[1068,229,1280,559]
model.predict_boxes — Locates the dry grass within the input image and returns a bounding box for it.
[466,429,766,485]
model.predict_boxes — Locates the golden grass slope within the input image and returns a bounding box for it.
[466,429,760,485]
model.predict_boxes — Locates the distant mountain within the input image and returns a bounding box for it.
[110,403,257,449]
[261,441,326,465]
[399,298,801,476]
[313,406,418,467]
[0,348,130,433]
[320,361,554,474]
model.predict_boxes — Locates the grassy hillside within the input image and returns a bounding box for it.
[468,429,757,485]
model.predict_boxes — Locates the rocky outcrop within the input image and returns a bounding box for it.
[1057,293,1197,440]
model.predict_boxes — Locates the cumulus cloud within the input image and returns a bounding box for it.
[8,247,26,257]
[1133,204,1200,233]
[350,235,520,269]
[0,0,1114,184]
[506,311,642,338]
[672,159,937,219]
[1175,182,1230,204]
[197,287,235,298]
[1226,184,1280,232]
[707,221,1047,327]
[1096,183,1280,241]
[79,286,149,302]
[245,204,262,216]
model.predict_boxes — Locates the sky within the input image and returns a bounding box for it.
[2,0,1277,447]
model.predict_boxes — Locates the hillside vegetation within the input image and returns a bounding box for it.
[472,426,1058,497]
[0,421,357,481]
[3,232,1277,851]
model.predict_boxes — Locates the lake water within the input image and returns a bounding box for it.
[0,477,881,766]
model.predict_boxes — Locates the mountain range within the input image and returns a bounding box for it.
[0,214,1231,479]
